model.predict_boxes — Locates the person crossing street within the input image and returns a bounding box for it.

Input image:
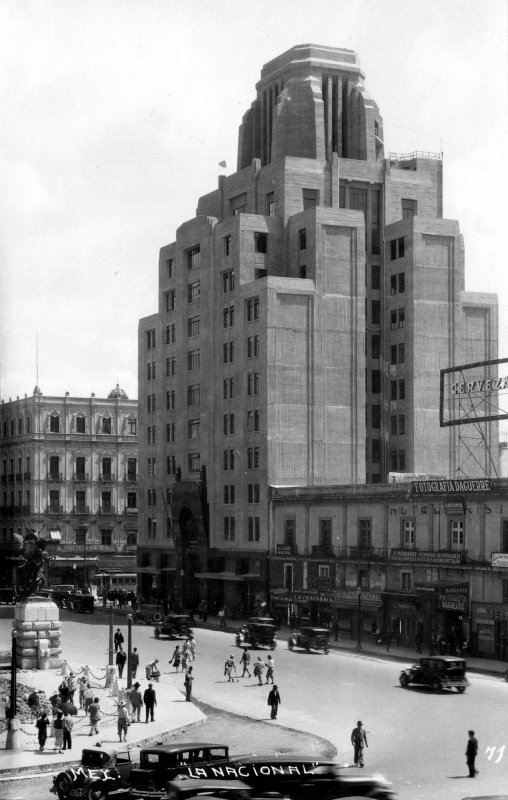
[240,647,251,677]
[351,720,368,767]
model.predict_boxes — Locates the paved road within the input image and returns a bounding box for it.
[1,610,507,800]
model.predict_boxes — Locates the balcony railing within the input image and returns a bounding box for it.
[342,546,388,561]
[73,505,90,514]
[48,472,63,482]
[124,474,138,482]
[8,475,14,482]
[99,473,115,482]
[99,505,115,515]
[47,505,64,514]
[124,506,138,514]
[72,472,89,482]
[311,545,337,558]
[15,473,22,481]
[23,472,31,480]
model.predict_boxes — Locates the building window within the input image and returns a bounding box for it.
[223,377,235,399]
[401,571,412,591]
[398,450,406,470]
[358,518,371,549]
[391,381,398,401]
[224,516,235,541]
[223,341,234,364]
[166,390,176,410]
[299,229,307,250]
[75,490,86,511]
[402,520,415,549]
[223,305,235,328]
[127,532,137,546]
[223,484,235,504]
[371,335,380,359]
[449,519,464,549]
[398,308,405,328]
[303,188,319,208]
[247,372,260,396]
[188,453,200,473]
[391,310,397,329]
[398,343,405,364]
[127,417,137,435]
[247,446,260,469]
[371,405,381,429]
[299,265,307,279]
[398,273,405,293]
[166,356,175,377]
[503,580,508,604]
[49,455,60,480]
[398,414,405,435]
[187,419,200,439]
[165,290,176,311]
[372,439,381,463]
[186,245,200,270]
[102,417,111,434]
[254,232,268,254]
[223,413,235,435]
[247,410,260,432]
[224,235,231,256]
[127,458,137,480]
[265,192,274,216]
[75,416,85,434]
[390,345,397,365]
[188,281,200,303]
[75,528,86,546]
[165,323,176,344]
[319,518,332,550]
[223,449,235,471]
[147,394,156,413]
[390,275,397,295]
[188,349,200,371]
[49,489,60,513]
[398,379,406,400]
[222,269,235,293]
[371,370,380,394]
[318,564,330,578]
[284,519,296,547]
[146,329,156,350]
[188,315,200,337]
[248,516,260,542]
[401,199,417,219]
[230,193,247,215]
[371,264,380,289]
[371,300,380,325]
[166,258,173,278]
[390,450,398,471]
[391,415,398,436]
[187,384,200,405]
[167,455,176,474]
[502,520,508,552]
[247,335,260,359]
[247,483,260,504]
[166,422,176,442]
[50,414,60,433]
[246,297,260,321]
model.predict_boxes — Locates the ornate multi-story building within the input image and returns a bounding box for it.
[137,44,498,618]
[0,386,138,590]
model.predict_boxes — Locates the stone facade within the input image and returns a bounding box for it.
[13,597,62,669]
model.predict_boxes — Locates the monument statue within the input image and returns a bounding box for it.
[11,524,49,600]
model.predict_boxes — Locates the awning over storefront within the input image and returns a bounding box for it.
[54,555,99,566]
[194,571,261,582]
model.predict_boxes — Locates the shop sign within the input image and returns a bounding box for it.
[391,549,462,565]
[276,545,293,556]
[491,552,508,568]
[438,582,469,612]
[411,479,492,495]
[273,588,382,605]
[99,555,136,569]
[333,589,382,605]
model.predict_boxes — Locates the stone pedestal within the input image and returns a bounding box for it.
[13,596,62,669]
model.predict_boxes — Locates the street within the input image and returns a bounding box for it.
[1,610,507,800]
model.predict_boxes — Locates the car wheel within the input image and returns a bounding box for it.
[431,678,440,691]
[153,612,162,623]
[251,639,257,649]
[270,643,275,650]
[154,628,160,638]
[180,625,189,637]
[288,639,294,650]
[54,773,72,800]
[399,673,409,688]
[86,784,107,800]
[457,686,466,693]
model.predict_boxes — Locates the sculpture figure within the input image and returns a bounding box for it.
[11,525,49,599]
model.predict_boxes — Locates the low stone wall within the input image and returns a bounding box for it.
[13,597,62,669]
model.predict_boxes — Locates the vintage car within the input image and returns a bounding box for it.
[129,742,229,798]
[66,590,95,613]
[164,778,253,800]
[288,626,330,654]
[235,617,277,650]
[0,587,16,604]
[154,613,194,639]
[399,656,468,692]
[133,603,165,625]
[178,755,395,800]
[51,746,132,800]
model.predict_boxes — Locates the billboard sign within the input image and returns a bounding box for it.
[440,357,508,427]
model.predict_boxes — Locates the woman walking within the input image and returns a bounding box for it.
[36,711,49,752]
[54,710,64,753]
[170,646,181,672]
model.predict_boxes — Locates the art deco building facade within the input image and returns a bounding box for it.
[138,44,498,615]
[0,386,138,589]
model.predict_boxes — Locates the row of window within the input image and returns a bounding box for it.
[1,456,137,480]
[224,515,261,542]
[12,488,138,513]
[223,483,260,504]
[45,414,136,435]
[164,446,261,478]
[2,417,32,438]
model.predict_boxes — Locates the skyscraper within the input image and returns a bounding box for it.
[138,44,497,610]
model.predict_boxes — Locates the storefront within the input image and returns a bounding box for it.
[331,590,383,641]
[473,601,508,659]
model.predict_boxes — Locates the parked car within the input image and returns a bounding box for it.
[399,656,468,692]
[0,587,16,604]
[50,585,74,609]
[178,754,395,800]
[154,613,194,639]
[288,626,330,654]
[164,778,254,800]
[129,742,229,798]
[235,617,277,650]
[133,603,165,624]
[50,746,132,800]
[66,590,95,613]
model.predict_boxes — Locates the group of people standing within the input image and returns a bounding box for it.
[33,671,80,753]
[169,636,196,702]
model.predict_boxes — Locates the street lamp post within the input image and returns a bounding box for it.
[5,630,20,751]
[355,587,363,651]
[127,615,132,690]
[72,563,76,589]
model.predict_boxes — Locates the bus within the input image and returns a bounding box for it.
[97,573,137,597]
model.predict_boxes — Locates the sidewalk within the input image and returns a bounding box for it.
[0,661,205,778]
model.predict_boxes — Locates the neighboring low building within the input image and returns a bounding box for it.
[269,477,508,660]
[0,386,138,590]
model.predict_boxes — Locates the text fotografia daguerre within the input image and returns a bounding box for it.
[185,763,319,779]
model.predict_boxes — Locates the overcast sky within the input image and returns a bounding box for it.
[0,0,507,404]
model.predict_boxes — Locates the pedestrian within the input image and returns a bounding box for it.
[54,710,64,753]
[117,700,128,742]
[169,646,181,673]
[332,619,339,642]
[466,730,478,778]
[116,645,127,679]
[88,697,101,736]
[188,636,196,661]
[78,676,87,710]
[240,648,251,678]
[265,654,274,684]
[143,683,157,722]
[224,654,237,682]
[267,685,281,719]
[130,682,142,722]
[145,658,160,681]
[27,690,40,721]
[218,607,226,628]
[385,630,393,653]
[181,649,189,674]
[253,657,264,685]
[62,710,73,751]
[184,666,194,702]
[351,720,368,767]
[415,630,423,654]
[114,628,124,653]
[67,674,76,703]
[35,711,49,752]
[131,647,140,679]
[58,679,70,703]
[83,683,94,714]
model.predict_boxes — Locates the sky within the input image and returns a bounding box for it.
[0,0,507,404]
